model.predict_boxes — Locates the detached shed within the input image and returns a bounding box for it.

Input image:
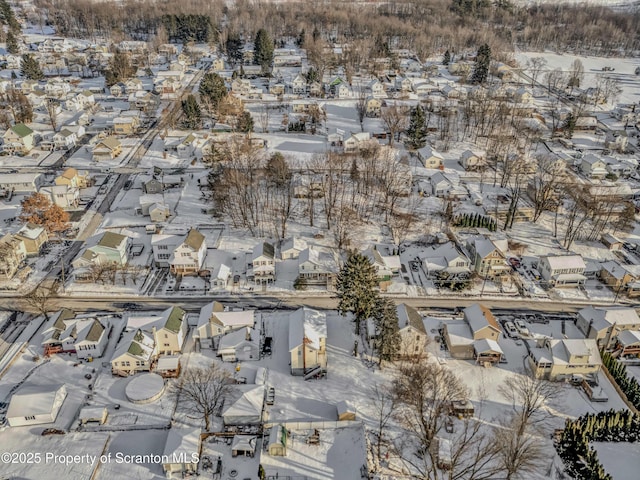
[231,435,257,457]
[7,384,67,427]
[162,427,201,476]
[336,400,356,421]
[268,424,288,456]
[78,406,108,425]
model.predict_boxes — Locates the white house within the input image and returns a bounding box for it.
[396,303,428,357]
[151,233,183,268]
[40,184,79,209]
[248,242,275,284]
[195,302,255,347]
[41,311,110,360]
[538,254,587,288]
[0,173,43,193]
[170,228,207,276]
[422,243,471,277]
[580,154,608,179]
[288,307,327,376]
[298,246,339,288]
[162,427,201,477]
[218,327,260,362]
[7,384,67,427]
[459,150,484,170]
[281,237,308,260]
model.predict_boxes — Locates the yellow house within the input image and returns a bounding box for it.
[599,261,635,291]
[15,223,48,256]
[55,167,90,189]
[92,136,122,161]
[110,329,155,376]
[154,307,187,355]
[529,338,601,381]
[113,115,140,135]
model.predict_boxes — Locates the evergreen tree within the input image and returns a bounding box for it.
[562,112,577,139]
[337,252,379,335]
[225,31,243,66]
[254,28,274,73]
[6,30,19,54]
[181,94,201,129]
[442,50,451,66]
[199,72,227,110]
[236,110,254,133]
[20,54,43,80]
[405,104,427,150]
[471,43,491,84]
[372,297,401,365]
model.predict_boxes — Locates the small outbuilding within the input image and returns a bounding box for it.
[7,384,67,427]
[336,400,356,421]
[231,435,257,457]
[268,424,288,456]
[162,427,201,476]
[78,406,108,425]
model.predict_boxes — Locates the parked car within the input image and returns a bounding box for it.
[504,321,517,336]
[514,320,530,336]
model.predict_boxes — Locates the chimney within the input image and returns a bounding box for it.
[245,326,251,341]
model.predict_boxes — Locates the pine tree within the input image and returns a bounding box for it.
[225,31,243,66]
[562,113,577,139]
[405,104,427,150]
[442,50,451,66]
[372,297,401,365]
[199,72,228,111]
[104,52,135,87]
[20,54,43,80]
[471,43,491,84]
[254,28,274,74]
[6,30,19,54]
[337,252,379,335]
[181,94,201,129]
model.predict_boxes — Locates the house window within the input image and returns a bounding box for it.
[164,334,168,338]
[158,245,168,250]
[25,416,36,421]
[164,343,170,347]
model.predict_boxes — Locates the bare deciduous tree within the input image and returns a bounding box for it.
[381,103,409,147]
[23,286,56,320]
[526,57,547,87]
[172,363,231,431]
[370,383,396,462]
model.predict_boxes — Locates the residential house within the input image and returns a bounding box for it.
[395,76,412,92]
[55,167,90,189]
[459,150,484,171]
[529,338,601,381]
[0,234,27,280]
[153,307,188,355]
[6,384,67,427]
[248,242,275,284]
[538,254,586,288]
[467,236,510,279]
[40,184,79,209]
[367,79,385,98]
[195,302,255,347]
[335,83,352,99]
[428,173,455,198]
[2,123,35,154]
[614,330,640,358]
[365,96,382,117]
[297,246,339,289]
[92,136,122,161]
[580,154,608,179]
[364,244,401,285]
[163,133,196,159]
[343,132,376,153]
[288,307,327,376]
[170,228,207,276]
[203,251,233,289]
[110,82,126,97]
[576,306,640,349]
[0,173,43,193]
[52,129,77,150]
[418,145,444,169]
[151,233,183,268]
[396,303,428,357]
[72,232,129,280]
[443,304,503,363]
[291,74,307,95]
[422,243,471,277]
[110,329,155,376]
[41,311,110,359]
[280,237,308,260]
[599,261,635,293]
[15,223,48,255]
[218,327,260,362]
[143,178,164,194]
[113,115,139,135]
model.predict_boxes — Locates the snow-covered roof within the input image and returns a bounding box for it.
[578,307,640,331]
[162,427,201,461]
[396,304,425,334]
[617,329,640,347]
[289,307,327,351]
[463,304,501,335]
[541,254,586,271]
[473,338,503,355]
[218,327,257,351]
[222,385,265,424]
[7,384,66,418]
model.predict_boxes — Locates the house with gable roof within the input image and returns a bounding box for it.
[194,302,255,348]
[467,236,510,279]
[169,228,206,276]
[289,307,327,375]
[153,306,188,355]
[396,303,428,357]
[110,328,156,376]
[15,223,48,256]
[2,123,35,154]
[443,303,503,363]
[576,306,640,349]
[248,241,275,284]
[92,136,122,161]
[528,338,601,381]
[297,246,339,289]
[41,309,110,359]
[538,254,586,288]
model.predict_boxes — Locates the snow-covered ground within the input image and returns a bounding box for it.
[593,442,640,480]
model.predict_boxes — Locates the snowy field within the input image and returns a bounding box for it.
[593,442,640,480]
